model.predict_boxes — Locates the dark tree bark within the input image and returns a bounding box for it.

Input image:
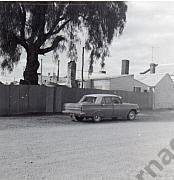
[23,45,40,85]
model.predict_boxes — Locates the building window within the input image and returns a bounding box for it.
[133,87,141,92]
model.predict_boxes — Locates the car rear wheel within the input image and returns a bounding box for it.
[93,115,102,123]
[127,110,136,120]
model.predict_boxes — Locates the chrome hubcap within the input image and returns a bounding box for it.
[94,115,101,122]
[129,112,135,120]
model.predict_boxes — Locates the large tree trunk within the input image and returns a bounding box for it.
[22,45,40,85]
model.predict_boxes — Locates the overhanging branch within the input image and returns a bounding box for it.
[52,19,71,35]
[14,34,28,50]
[35,17,65,48]
[19,4,26,40]
[38,36,65,55]
[47,17,65,36]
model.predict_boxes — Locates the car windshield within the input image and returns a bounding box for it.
[80,96,97,104]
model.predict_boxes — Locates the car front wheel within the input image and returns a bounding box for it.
[93,115,102,123]
[71,114,84,122]
[127,110,136,120]
[74,116,84,122]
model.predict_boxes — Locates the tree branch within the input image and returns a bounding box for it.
[27,3,48,44]
[14,34,28,50]
[47,17,65,36]
[19,4,26,40]
[17,3,27,50]
[38,36,65,55]
[52,19,71,35]
[35,17,65,48]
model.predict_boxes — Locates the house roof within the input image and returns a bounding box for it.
[134,73,167,87]
[83,73,134,81]
[141,63,174,78]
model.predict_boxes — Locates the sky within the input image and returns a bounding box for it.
[1,1,174,83]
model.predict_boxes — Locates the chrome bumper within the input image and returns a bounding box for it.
[62,110,85,116]
[137,109,140,113]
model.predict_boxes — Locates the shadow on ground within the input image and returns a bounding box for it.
[0,110,174,130]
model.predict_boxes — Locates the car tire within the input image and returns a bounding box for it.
[93,115,102,123]
[127,110,136,120]
[74,116,84,122]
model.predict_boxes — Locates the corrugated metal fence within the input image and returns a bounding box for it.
[0,85,153,115]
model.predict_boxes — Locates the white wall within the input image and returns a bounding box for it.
[86,75,149,92]
[93,79,111,90]
[110,76,149,92]
[110,76,134,91]
[38,75,57,85]
[154,74,174,109]
[132,79,149,92]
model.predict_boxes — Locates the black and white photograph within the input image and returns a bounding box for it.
[0,1,174,179]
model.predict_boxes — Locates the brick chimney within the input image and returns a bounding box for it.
[67,61,77,88]
[121,60,129,75]
[150,63,156,74]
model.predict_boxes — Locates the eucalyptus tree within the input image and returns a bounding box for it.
[0,1,127,84]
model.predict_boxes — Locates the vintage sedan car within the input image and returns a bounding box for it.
[63,94,140,122]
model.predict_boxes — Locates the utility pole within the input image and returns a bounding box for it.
[152,46,154,62]
[41,58,43,85]
[81,47,84,88]
[57,59,60,82]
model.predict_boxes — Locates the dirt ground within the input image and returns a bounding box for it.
[1,110,174,180]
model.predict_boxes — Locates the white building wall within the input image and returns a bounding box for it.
[154,74,174,109]
[88,75,149,92]
[110,76,134,91]
[132,80,149,92]
[110,76,149,92]
[38,75,57,85]
[93,79,111,90]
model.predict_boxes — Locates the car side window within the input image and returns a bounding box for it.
[102,97,113,104]
[82,96,96,104]
[112,97,121,104]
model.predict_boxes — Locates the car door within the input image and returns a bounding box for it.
[112,97,126,118]
[101,96,114,118]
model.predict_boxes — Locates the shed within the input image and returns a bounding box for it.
[135,73,174,109]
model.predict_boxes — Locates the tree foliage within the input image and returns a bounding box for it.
[0,1,127,83]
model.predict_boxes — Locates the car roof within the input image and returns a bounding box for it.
[84,94,121,98]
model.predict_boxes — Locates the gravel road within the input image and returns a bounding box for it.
[1,110,174,180]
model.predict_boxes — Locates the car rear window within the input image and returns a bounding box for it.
[81,96,96,104]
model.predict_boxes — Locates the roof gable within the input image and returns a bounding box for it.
[134,74,168,87]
